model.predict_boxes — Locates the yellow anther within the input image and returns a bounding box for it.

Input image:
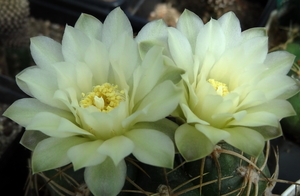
[80,83,124,112]
[208,79,229,96]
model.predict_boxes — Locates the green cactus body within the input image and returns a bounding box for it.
[132,160,199,196]
[185,142,270,196]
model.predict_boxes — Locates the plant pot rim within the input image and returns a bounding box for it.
[281,179,300,196]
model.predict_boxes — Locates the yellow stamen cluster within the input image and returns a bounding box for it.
[208,79,229,96]
[80,83,124,112]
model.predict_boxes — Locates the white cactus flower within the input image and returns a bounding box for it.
[4,8,182,196]
[136,9,299,161]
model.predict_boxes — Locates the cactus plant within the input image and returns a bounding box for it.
[26,141,273,196]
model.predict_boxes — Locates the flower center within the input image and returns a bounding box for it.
[208,79,229,96]
[80,83,125,112]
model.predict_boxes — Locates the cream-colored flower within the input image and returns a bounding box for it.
[136,10,299,161]
[4,8,182,196]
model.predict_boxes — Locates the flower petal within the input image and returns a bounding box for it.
[125,129,175,168]
[62,25,90,63]
[236,90,267,110]
[195,124,230,145]
[241,27,266,41]
[110,33,139,84]
[30,36,64,72]
[16,66,63,108]
[124,81,181,127]
[26,112,92,137]
[3,98,74,127]
[257,75,298,100]
[20,130,49,151]
[246,99,296,119]
[228,111,278,127]
[224,127,265,157]
[218,11,242,49]
[32,136,89,173]
[132,118,178,143]
[68,140,107,170]
[251,124,282,140]
[136,19,167,43]
[97,135,134,166]
[76,105,126,139]
[175,124,214,161]
[177,9,203,52]
[136,19,169,58]
[180,103,210,125]
[209,36,268,83]
[195,18,226,63]
[132,46,170,103]
[84,158,126,196]
[75,13,102,40]
[263,51,295,76]
[84,40,110,85]
[168,27,194,72]
[52,62,86,93]
[101,7,133,49]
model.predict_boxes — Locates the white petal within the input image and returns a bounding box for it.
[175,124,214,161]
[75,13,102,40]
[168,27,194,75]
[251,124,282,140]
[109,33,139,84]
[132,118,178,142]
[20,130,48,151]
[53,88,80,120]
[52,62,80,92]
[101,7,133,49]
[3,98,74,127]
[237,90,267,110]
[26,112,92,137]
[32,136,89,173]
[84,158,126,196]
[135,19,167,44]
[177,9,203,52]
[241,27,267,41]
[228,111,279,127]
[53,61,93,95]
[245,99,296,119]
[195,19,226,63]
[218,11,242,49]
[125,129,174,168]
[195,124,230,144]
[257,75,298,100]
[194,95,223,123]
[74,62,93,93]
[76,107,116,140]
[132,46,166,103]
[30,36,64,72]
[224,127,265,157]
[97,135,134,166]
[16,66,65,109]
[68,140,106,170]
[209,36,268,83]
[263,51,295,76]
[62,25,91,63]
[84,40,110,85]
[135,19,169,58]
[180,103,210,125]
[124,81,181,127]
